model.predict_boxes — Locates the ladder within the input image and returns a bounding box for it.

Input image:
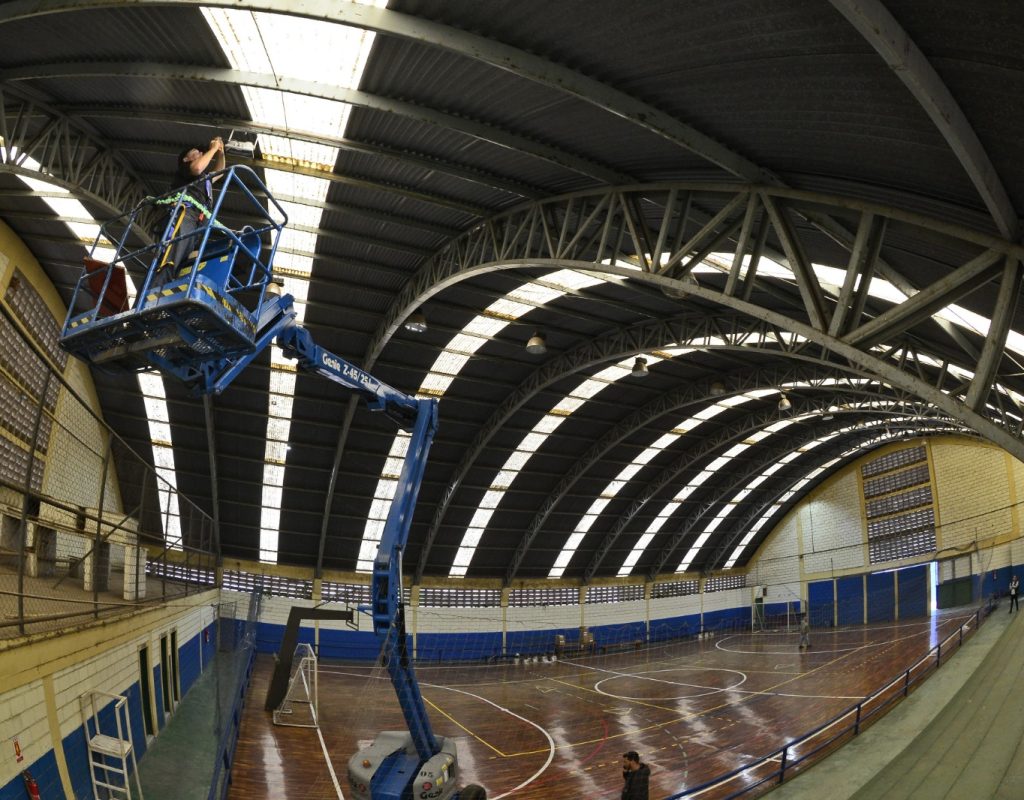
[83,691,144,799]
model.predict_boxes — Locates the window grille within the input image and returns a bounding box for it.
[651,579,699,599]
[863,464,930,498]
[222,570,312,598]
[419,587,501,608]
[584,584,644,604]
[866,486,933,518]
[705,574,746,592]
[508,586,579,607]
[860,445,926,478]
[321,581,371,605]
[146,561,216,586]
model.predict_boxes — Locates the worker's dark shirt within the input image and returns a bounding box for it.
[622,763,650,800]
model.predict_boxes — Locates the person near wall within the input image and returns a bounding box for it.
[799,614,811,649]
[152,137,226,286]
[621,750,650,800]
[1010,575,1019,613]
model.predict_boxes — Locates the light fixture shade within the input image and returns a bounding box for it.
[778,394,792,411]
[403,309,428,333]
[631,357,649,377]
[526,331,547,355]
[709,380,726,397]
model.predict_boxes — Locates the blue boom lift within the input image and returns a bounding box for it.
[59,165,464,800]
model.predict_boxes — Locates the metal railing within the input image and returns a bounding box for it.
[0,275,219,639]
[666,600,994,799]
[208,591,260,800]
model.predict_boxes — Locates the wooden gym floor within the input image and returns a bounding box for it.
[228,611,978,800]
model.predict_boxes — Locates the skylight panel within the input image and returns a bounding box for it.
[551,397,586,415]
[463,316,507,337]
[694,404,728,421]
[487,298,535,318]
[259,133,341,169]
[509,283,564,305]
[262,485,283,508]
[541,269,606,291]
[152,447,176,471]
[502,451,533,472]
[432,351,471,375]
[571,379,608,400]
[533,415,566,434]
[479,490,504,509]
[602,480,628,496]
[276,201,325,229]
[446,334,490,355]
[491,470,518,490]
[618,463,644,481]
[419,374,454,396]
[468,510,494,530]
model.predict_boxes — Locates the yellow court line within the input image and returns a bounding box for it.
[423,695,508,758]
[506,646,865,757]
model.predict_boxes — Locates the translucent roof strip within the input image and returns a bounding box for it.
[203,7,389,563]
[454,355,644,578]
[554,391,776,578]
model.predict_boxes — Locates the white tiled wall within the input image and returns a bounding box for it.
[0,680,48,789]
[932,443,1012,549]
[702,587,746,612]
[649,594,701,622]
[583,599,645,628]
[801,472,864,575]
[507,603,581,632]
[417,605,502,633]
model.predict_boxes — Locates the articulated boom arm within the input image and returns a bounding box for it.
[275,323,422,432]
[268,303,443,763]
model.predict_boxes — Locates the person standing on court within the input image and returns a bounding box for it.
[153,137,226,285]
[621,750,650,800]
[799,614,811,649]
[1009,575,1019,613]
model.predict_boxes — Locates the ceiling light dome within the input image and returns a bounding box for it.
[526,331,547,355]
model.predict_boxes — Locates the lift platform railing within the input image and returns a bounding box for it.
[60,165,288,379]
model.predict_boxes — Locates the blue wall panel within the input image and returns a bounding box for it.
[122,681,148,762]
[649,614,701,642]
[318,628,380,661]
[507,628,576,656]
[416,632,503,662]
[255,621,286,654]
[63,724,92,800]
[836,576,865,626]
[0,750,65,800]
[178,633,202,696]
[867,572,895,623]
[588,620,647,648]
[702,607,749,632]
[898,565,929,619]
[808,580,834,627]
[982,565,1014,600]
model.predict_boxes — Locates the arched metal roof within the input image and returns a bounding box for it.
[0,0,1021,581]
